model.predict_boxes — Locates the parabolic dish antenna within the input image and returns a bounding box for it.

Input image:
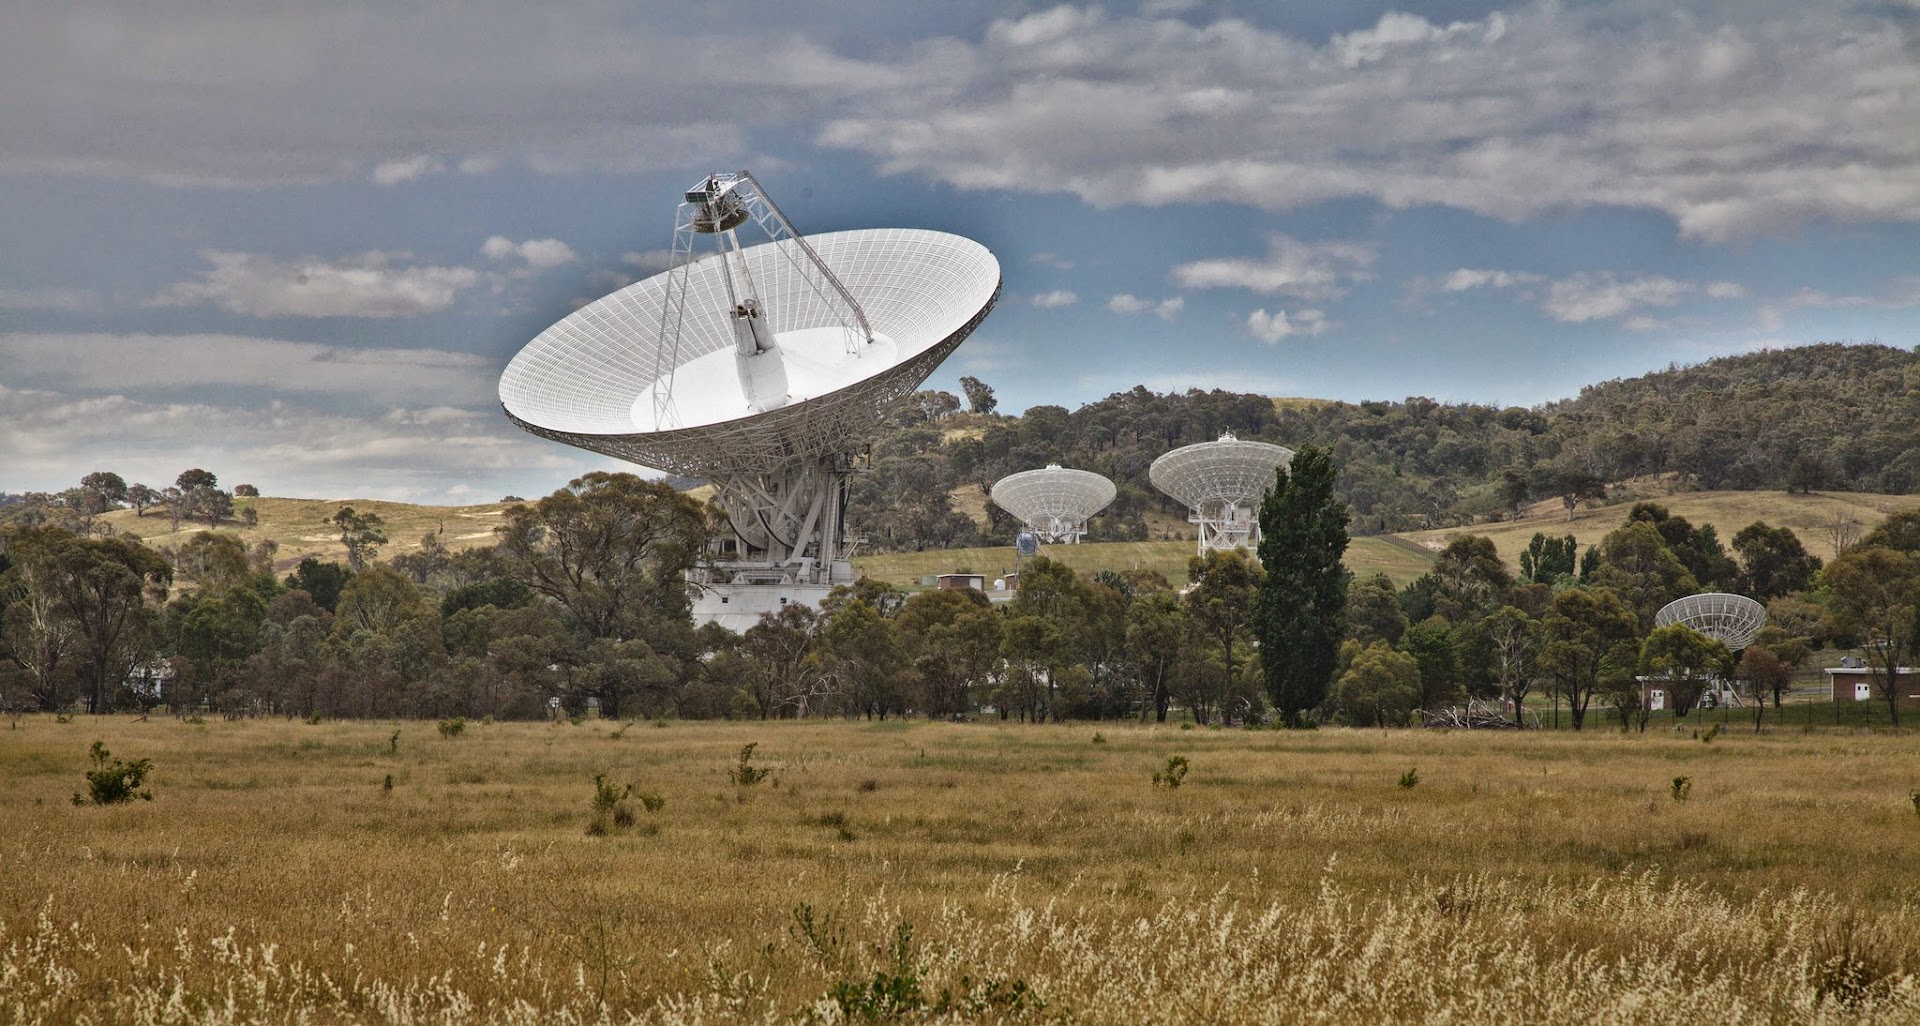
[1148,432,1295,554]
[990,465,1116,545]
[1653,593,1767,651]
[500,170,1001,630]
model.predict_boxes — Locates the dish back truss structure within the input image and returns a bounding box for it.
[1654,592,1767,651]
[499,171,1001,630]
[1148,432,1295,553]
[989,465,1116,544]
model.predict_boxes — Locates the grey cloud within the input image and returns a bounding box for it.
[149,251,483,318]
[0,3,851,187]
[0,332,498,404]
[819,4,1920,241]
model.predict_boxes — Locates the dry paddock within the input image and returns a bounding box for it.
[3,716,1918,1024]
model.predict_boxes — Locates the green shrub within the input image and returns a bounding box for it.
[1399,767,1420,790]
[729,742,772,786]
[587,773,635,836]
[1152,755,1189,789]
[73,741,154,805]
[1671,776,1692,802]
[437,718,465,739]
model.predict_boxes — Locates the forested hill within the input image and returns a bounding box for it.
[1543,343,1920,493]
[848,342,1920,551]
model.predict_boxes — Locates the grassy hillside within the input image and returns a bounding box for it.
[98,496,512,573]
[1404,487,1920,565]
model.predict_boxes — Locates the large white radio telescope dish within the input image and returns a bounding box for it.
[990,465,1117,545]
[500,171,1001,630]
[1148,433,1294,553]
[1654,593,1767,651]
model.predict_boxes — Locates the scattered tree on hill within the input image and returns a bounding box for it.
[234,484,260,498]
[331,506,389,571]
[959,376,997,415]
[1255,443,1351,726]
[80,472,128,507]
[176,469,217,492]
[126,484,160,517]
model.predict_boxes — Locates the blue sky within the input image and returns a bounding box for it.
[3,1,1916,502]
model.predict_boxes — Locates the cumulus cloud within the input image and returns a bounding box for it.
[1029,252,1076,270]
[149,250,483,318]
[1440,269,1542,292]
[370,154,445,186]
[622,250,675,272]
[1436,268,1755,323]
[818,4,1920,241]
[1107,293,1184,320]
[1246,307,1327,344]
[1029,289,1079,309]
[1173,235,1375,300]
[482,236,578,269]
[1542,273,1698,323]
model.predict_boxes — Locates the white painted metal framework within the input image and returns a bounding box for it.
[500,171,1001,630]
[1148,433,1295,554]
[1654,592,1767,651]
[989,465,1116,544]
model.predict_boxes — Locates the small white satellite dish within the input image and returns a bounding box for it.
[990,464,1116,545]
[1149,432,1294,554]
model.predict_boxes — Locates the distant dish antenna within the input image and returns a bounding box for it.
[1654,593,1767,652]
[500,170,1002,630]
[990,464,1116,545]
[1148,432,1295,554]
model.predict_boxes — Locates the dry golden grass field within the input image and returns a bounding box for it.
[5,717,1919,1023]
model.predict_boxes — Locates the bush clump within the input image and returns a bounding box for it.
[73,741,154,805]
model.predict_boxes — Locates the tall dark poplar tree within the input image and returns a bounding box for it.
[1254,444,1351,726]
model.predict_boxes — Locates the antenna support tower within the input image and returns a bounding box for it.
[500,170,1001,630]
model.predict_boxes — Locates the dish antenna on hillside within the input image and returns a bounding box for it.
[990,465,1116,545]
[1654,592,1767,652]
[499,170,1001,630]
[1148,432,1295,554]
